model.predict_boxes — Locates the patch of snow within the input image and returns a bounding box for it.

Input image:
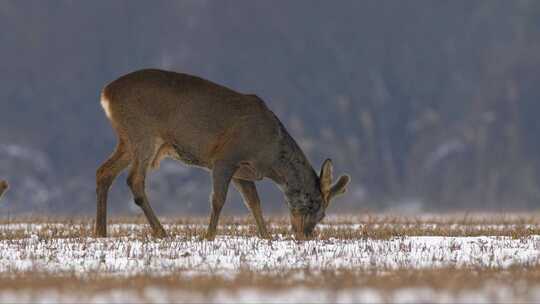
[0,226,539,276]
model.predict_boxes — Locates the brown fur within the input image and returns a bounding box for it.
[0,180,8,200]
[95,69,350,239]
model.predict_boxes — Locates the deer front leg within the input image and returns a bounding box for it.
[204,161,237,240]
[233,179,271,239]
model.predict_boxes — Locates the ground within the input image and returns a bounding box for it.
[1,213,540,303]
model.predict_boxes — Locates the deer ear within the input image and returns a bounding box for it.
[319,159,334,203]
[329,175,350,200]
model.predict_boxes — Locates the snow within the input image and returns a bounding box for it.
[0,223,539,276]
[1,222,540,302]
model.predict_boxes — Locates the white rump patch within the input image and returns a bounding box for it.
[100,94,112,119]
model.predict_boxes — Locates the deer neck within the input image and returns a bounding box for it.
[269,131,321,213]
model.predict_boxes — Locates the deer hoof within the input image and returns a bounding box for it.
[201,232,216,241]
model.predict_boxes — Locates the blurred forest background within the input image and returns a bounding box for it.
[2,1,540,215]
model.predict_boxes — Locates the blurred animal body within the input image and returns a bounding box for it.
[95,69,349,239]
[0,180,8,200]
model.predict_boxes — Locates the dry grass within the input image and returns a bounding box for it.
[0,266,539,294]
[2,212,540,240]
[1,213,540,301]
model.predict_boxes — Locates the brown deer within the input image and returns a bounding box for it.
[96,69,350,239]
[0,180,8,200]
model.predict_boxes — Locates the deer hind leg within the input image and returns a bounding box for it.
[150,144,175,170]
[126,143,167,238]
[95,141,130,237]
[203,161,237,240]
[233,179,270,239]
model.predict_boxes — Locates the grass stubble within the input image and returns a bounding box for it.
[0,266,539,293]
[1,213,540,300]
[2,212,540,240]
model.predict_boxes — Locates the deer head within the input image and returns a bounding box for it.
[289,159,350,238]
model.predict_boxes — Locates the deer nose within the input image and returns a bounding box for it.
[292,227,314,239]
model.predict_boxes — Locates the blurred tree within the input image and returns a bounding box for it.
[1,0,540,214]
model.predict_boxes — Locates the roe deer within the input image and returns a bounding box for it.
[96,69,350,239]
[0,180,7,200]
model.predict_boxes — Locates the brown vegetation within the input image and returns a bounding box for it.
[1,214,539,301]
[1,213,540,240]
[1,266,540,295]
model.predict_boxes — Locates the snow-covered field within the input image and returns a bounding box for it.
[1,219,540,303]
[1,224,539,274]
